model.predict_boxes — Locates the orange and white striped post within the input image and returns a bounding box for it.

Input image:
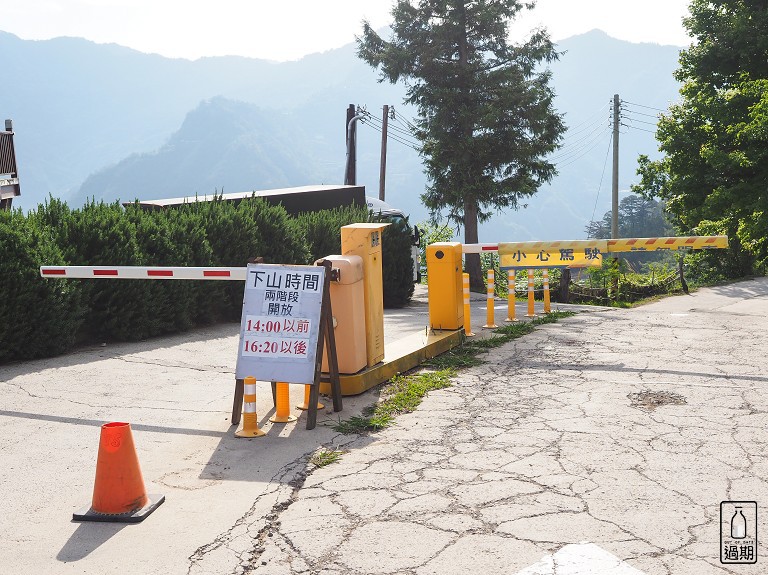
[235,376,266,437]
[463,273,475,336]
[270,382,297,423]
[483,269,497,328]
[506,270,517,322]
[543,269,551,313]
[297,385,324,411]
[527,269,536,317]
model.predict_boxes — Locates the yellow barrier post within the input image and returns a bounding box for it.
[483,269,497,328]
[235,376,266,438]
[297,385,325,411]
[270,382,297,423]
[462,273,476,336]
[426,243,464,330]
[543,269,551,313]
[527,269,536,317]
[506,269,517,322]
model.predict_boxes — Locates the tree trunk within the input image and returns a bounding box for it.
[559,268,570,303]
[458,4,484,291]
[464,198,483,291]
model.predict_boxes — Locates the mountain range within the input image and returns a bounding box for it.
[1,28,683,241]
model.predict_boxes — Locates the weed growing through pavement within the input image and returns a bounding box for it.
[332,311,576,434]
[309,448,344,467]
[425,310,575,370]
[332,369,454,434]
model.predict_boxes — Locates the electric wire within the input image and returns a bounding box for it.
[561,103,611,137]
[589,132,614,226]
[622,100,667,112]
[359,108,422,148]
[362,109,420,144]
[623,108,661,119]
[624,117,659,126]
[554,125,612,169]
[359,115,421,151]
[548,121,611,163]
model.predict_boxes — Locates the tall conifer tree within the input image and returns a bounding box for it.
[358,1,564,289]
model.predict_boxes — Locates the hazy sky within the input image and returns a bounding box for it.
[2,0,692,61]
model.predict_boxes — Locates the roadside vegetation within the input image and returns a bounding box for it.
[332,311,574,435]
[0,198,415,364]
[309,448,344,468]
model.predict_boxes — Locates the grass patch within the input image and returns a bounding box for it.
[425,310,576,370]
[309,448,344,468]
[333,311,576,434]
[332,414,393,434]
[333,369,454,434]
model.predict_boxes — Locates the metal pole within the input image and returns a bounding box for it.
[379,105,389,201]
[611,94,621,296]
[344,105,363,186]
[611,94,620,240]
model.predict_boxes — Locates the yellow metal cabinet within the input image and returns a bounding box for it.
[318,255,367,374]
[426,242,464,330]
[340,223,390,367]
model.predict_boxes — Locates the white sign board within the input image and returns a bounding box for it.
[235,263,325,384]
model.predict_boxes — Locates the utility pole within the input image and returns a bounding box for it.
[344,104,363,186]
[611,94,620,240]
[611,94,621,295]
[378,105,389,201]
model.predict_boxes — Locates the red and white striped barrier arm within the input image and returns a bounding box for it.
[462,243,499,254]
[40,266,247,280]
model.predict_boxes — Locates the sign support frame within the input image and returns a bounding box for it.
[230,259,342,431]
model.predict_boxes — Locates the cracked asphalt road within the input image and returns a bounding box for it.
[2,278,767,574]
[241,279,768,574]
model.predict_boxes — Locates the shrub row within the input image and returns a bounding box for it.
[0,197,413,363]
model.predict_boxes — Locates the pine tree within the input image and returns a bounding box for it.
[357,0,564,290]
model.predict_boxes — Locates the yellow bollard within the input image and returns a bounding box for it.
[527,269,536,317]
[297,384,325,411]
[462,273,475,336]
[483,269,498,328]
[543,268,551,313]
[506,269,517,322]
[235,376,266,438]
[270,382,297,423]
[426,243,464,330]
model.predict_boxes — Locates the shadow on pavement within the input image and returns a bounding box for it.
[0,410,227,437]
[56,522,127,562]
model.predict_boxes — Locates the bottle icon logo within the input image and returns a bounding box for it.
[731,507,747,539]
[721,501,757,564]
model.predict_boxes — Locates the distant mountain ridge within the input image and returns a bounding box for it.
[2,28,683,240]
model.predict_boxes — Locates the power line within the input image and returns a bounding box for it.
[562,103,611,137]
[623,108,661,119]
[622,100,667,113]
[624,125,657,134]
[590,132,614,226]
[362,118,421,149]
[360,116,421,151]
[391,107,419,132]
[555,125,612,169]
[549,124,611,164]
[623,116,658,126]
[551,118,608,160]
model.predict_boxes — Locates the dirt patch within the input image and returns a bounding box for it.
[628,390,687,411]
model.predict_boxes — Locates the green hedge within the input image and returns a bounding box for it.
[0,208,85,361]
[0,197,414,363]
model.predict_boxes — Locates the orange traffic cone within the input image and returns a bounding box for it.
[296,384,324,411]
[73,422,164,523]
